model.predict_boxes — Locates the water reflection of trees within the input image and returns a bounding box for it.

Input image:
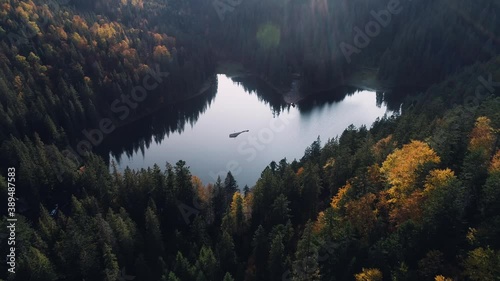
[230,75,392,115]
[98,76,218,164]
[229,76,292,116]
[381,87,423,112]
[99,74,396,166]
[297,85,363,113]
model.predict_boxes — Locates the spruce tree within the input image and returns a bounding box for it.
[292,222,320,281]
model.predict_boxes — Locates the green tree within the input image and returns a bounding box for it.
[292,222,320,281]
[217,231,237,278]
[268,233,286,280]
[464,247,500,281]
[102,244,119,281]
[145,205,164,261]
[175,160,195,203]
[243,185,250,197]
[480,151,500,221]
[166,271,181,281]
[212,176,227,226]
[195,246,217,280]
[224,171,238,200]
[270,193,291,225]
[301,162,322,221]
[251,225,268,280]
[223,272,235,281]
[173,251,195,281]
[17,247,57,281]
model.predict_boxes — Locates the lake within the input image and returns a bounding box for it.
[102,74,388,187]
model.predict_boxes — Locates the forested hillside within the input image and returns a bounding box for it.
[1,54,499,280]
[0,0,215,146]
[201,0,500,92]
[0,0,500,280]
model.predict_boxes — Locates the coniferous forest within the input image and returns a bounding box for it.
[0,0,500,280]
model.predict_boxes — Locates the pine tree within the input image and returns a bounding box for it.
[224,171,238,201]
[106,209,136,267]
[175,160,195,203]
[270,193,291,225]
[292,222,320,281]
[251,225,269,280]
[166,272,181,281]
[243,185,250,197]
[173,251,195,281]
[102,244,119,281]
[301,162,322,221]
[223,272,235,281]
[17,247,57,281]
[217,231,237,278]
[144,205,164,261]
[211,176,226,226]
[268,233,286,280]
[195,246,217,280]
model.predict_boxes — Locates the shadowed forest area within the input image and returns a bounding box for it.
[0,0,499,280]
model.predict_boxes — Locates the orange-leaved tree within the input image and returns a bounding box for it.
[380,140,440,202]
[354,268,383,281]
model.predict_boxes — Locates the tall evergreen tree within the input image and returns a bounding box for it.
[268,233,286,281]
[292,222,321,281]
[224,171,238,201]
[102,244,119,281]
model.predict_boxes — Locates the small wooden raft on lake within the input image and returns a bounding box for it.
[229,130,249,138]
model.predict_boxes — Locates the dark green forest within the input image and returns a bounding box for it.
[1,0,500,280]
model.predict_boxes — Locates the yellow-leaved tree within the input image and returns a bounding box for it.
[330,182,352,211]
[229,192,245,233]
[153,45,171,61]
[468,117,495,158]
[423,169,457,194]
[354,268,383,281]
[434,275,453,281]
[380,140,440,202]
[489,149,500,174]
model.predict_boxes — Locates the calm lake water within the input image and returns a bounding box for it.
[105,74,388,187]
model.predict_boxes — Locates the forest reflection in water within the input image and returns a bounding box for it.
[99,74,391,187]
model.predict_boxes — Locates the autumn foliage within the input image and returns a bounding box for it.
[468,117,495,158]
[345,193,378,238]
[489,149,500,174]
[330,181,352,211]
[380,140,440,201]
[355,268,383,281]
